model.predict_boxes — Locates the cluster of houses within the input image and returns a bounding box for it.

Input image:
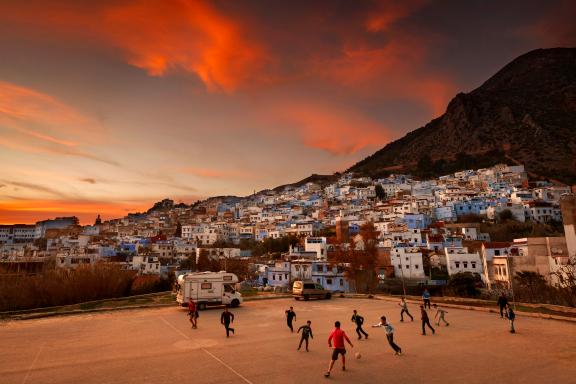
[1,163,575,293]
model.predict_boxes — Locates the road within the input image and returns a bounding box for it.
[1,297,575,384]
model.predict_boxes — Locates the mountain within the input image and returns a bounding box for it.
[348,48,576,185]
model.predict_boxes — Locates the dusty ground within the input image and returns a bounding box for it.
[1,297,575,384]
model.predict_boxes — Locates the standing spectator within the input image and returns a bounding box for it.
[325,321,354,378]
[420,305,435,335]
[221,307,235,337]
[507,305,516,333]
[433,304,449,326]
[497,293,509,319]
[398,297,414,322]
[372,316,402,355]
[422,289,431,309]
[285,306,297,332]
[351,309,369,340]
[297,320,314,352]
[188,298,198,329]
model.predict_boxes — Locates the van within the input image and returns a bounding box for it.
[176,271,243,309]
[292,280,332,300]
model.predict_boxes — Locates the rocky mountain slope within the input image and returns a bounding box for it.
[348,48,576,185]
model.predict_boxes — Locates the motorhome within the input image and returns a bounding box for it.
[176,271,243,309]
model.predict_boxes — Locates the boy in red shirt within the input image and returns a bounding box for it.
[325,321,354,378]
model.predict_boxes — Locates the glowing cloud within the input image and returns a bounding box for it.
[271,102,389,155]
[102,0,267,93]
[0,81,112,163]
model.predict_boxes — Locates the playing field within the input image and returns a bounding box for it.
[1,297,575,384]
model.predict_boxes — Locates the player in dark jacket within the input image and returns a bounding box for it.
[351,309,369,340]
[297,320,314,351]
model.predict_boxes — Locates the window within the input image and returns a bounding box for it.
[279,275,282,281]
[415,264,419,269]
[316,278,321,283]
[295,265,300,271]
[455,262,460,268]
[495,250,500,256]
[340,279,344,286]
[405,265,409,269]
[463,262,468,268]
[201,282,212,289]
[471,262,476,269]
[272,275,276,280]
[285,274,288,279]
[326,278,332,285]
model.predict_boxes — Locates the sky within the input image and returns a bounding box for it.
[0,0,575,224]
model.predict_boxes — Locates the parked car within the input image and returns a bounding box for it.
[292,280,332,300]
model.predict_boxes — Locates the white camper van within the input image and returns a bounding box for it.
[176,271,243,309]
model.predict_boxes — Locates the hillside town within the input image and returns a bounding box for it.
[1,164,575,294]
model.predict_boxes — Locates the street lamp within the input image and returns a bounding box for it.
[506,253,517,310]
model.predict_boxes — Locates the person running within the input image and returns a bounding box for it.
[285,306,297,332]
[507,305,516,333]
[497,293,509,319]
[433,304,449,326]
[398,297,414,322]
[420,305,435,335]
[372,316,402,355]
[351,309,369,340]
[325,321,354,378]
[220,307,235,337]
[188,298,198,329]
[297,320,314,351]
[422,289,431,309]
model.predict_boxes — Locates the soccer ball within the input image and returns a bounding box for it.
[355,352,362,359]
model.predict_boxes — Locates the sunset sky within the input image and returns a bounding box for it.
[0,0,574,224]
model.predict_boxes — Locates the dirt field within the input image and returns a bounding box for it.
[1,297,575,384]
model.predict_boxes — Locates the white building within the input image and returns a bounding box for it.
[391,245,426,279]
[131,255,160,274]
[445,247,483,278]
[304,237,328,260]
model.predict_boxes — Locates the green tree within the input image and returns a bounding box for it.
[375,184,386,200]
[178,255,196,271]
[514,271,547,302]
[174,222,182,238]
[498,209,514,223]
[446,272,480,297]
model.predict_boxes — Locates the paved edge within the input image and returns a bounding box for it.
[340,294,576,323]
[0,294,293,322]
[2,294,575,323]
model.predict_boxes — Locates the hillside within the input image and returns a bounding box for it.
[348,48,576,185]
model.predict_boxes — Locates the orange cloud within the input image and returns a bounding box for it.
[271,102,389,155]
[102,0,267,93]
[311,38,455,116]
[0,81,114,163]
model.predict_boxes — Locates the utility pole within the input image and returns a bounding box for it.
[398,253,407,296]
[506,253,517,310]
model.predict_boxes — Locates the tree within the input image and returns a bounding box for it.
[178,255,196,271]
[332,223,380,293]
[498,209,514,223]
[174,222,182,238]
[514,271,547,302]
[196,250,213,272]
[446,272,480,297]
[375,184,386,200]
[550,256,576,306]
